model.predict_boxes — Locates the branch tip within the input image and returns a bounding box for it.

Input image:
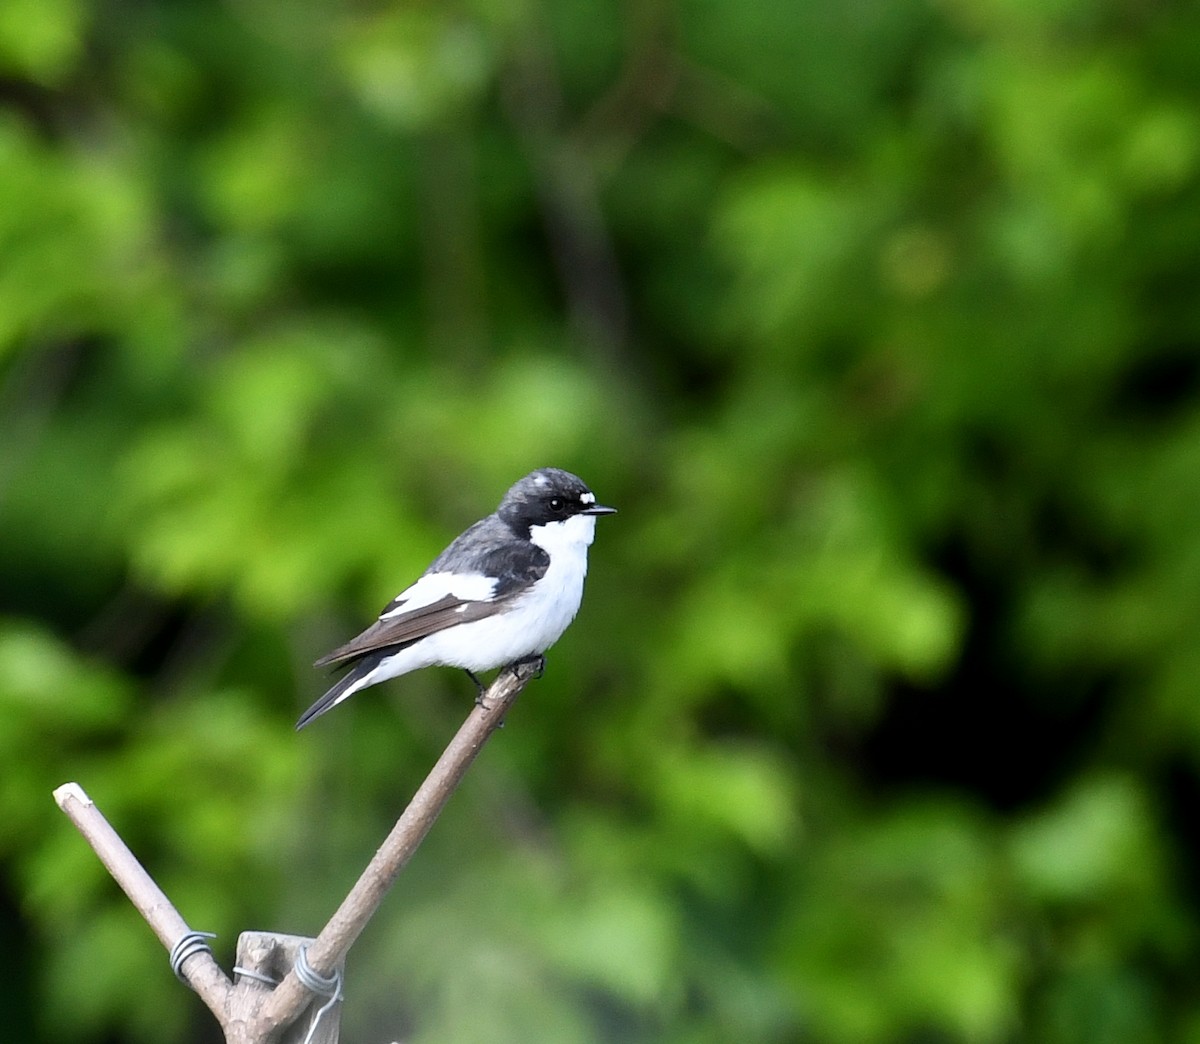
[53,782,92,810]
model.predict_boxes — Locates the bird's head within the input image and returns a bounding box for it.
[498,468,617,544]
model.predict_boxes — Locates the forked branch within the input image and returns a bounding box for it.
[54,660,537,1043]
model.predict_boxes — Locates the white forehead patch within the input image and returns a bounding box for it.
[580,491,595,504]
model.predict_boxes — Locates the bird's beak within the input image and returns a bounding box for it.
[582,504,617,516]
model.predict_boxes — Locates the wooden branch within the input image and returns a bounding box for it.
[251,659,536,1036]
[230,933,343,1044]
[52,782,233,1020]
[54,660,535,1042]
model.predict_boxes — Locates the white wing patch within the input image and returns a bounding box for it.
[381,571,497,618]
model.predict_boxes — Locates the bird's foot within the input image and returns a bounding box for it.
[510,653,545,681]
[465,669,487,705]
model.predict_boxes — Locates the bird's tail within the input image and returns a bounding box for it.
[296,656,381,730]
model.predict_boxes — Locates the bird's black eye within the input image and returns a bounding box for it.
[548,496,566,513]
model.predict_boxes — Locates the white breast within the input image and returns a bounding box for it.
[364,513,597,677]
[508,511,596,651]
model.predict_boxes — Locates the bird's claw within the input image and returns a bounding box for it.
[468,656,544,715]
[510,654,545,681]
[465,670,487,705]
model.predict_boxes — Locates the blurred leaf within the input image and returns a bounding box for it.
[0,0,85,85]
[1008,775,1163,906]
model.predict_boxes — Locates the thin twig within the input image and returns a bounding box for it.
[52,783,234,1021]
[251,660,536,1036]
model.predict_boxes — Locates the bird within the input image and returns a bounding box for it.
[297,467,616,729]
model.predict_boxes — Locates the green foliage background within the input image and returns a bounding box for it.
[2,0,1200,1041]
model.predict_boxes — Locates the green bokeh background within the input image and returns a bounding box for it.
[3,0,1200,1041]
